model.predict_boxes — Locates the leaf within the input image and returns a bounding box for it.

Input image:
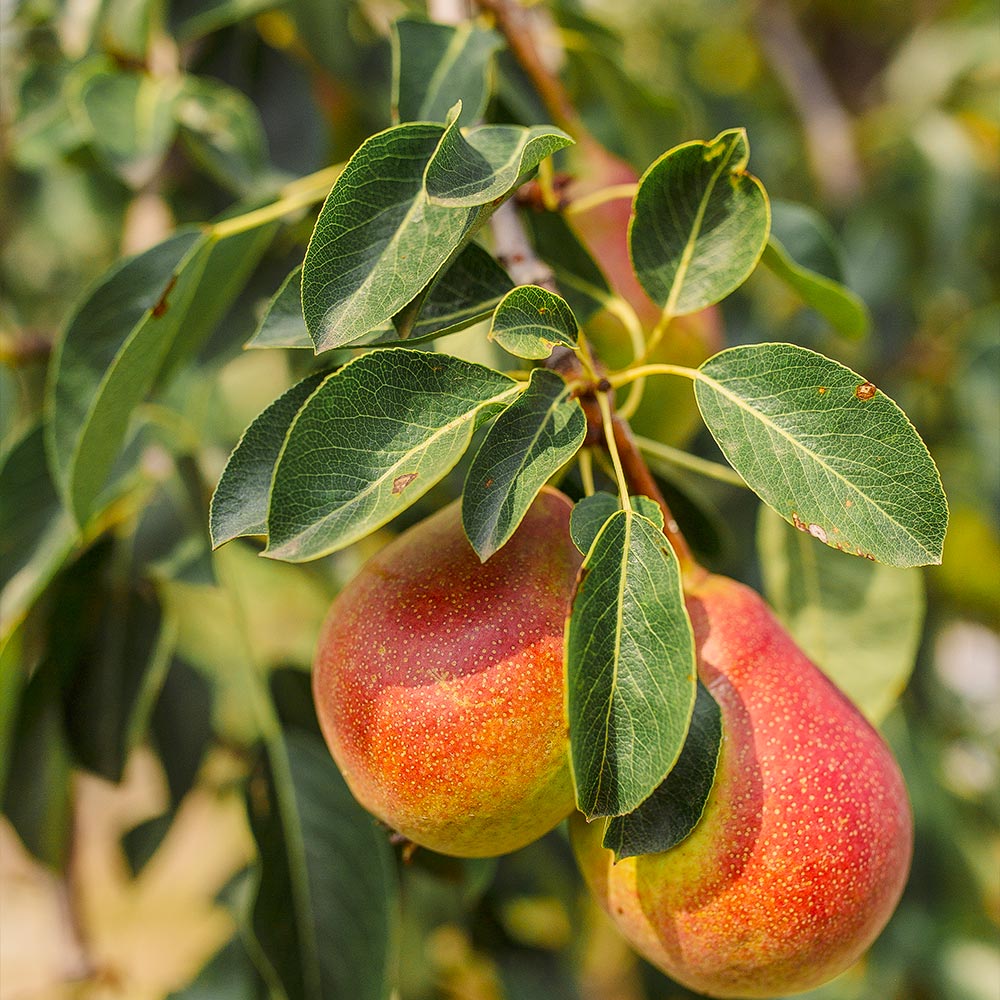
[769,199,845,281]
[569,492,620,554]
[489,285,579,359]
[425,110,573,207]
[246,266,312,349]
[756,506,925,723]
[210,372,326,546]
[603,681,722,860]
[248,731,399,1000]
[0,424,77,642]
[629,128,770,316]
[265,350,520,561]
[392,17,503,125]
[176,0,280,41]
[46,228,212,526]
[399,241,514,342]
[762,239,870,339]
[175,75,272,196]
[462,368,586,560]
[694,343,948,567]
[300,122,478,351]
[78,68,180,186]
[167,935,265,1000]
[566,509,697,818]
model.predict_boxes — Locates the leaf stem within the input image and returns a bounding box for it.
[598,391,631,513]
[209,164,344,240]
[565,183,638,216]
[634,434,748,488]
[578,447,596,496]
[609,362,702,388]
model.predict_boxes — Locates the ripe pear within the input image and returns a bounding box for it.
[571,572,913,998]
[312,487,580,857]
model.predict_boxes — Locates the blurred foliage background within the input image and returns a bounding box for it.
[1,0,997,998]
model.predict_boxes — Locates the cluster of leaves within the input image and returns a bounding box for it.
[2,2,982,999]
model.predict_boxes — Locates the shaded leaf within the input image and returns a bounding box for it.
[248,731,399,1000]
[756,506,925,723]
[425,109,573,207]
[210,372,326,546]
[462,368,586,560]
[266,350,519,561]
[167,935,265,1000]
[695,343,948,567]
[489,285,579,359]
[629,128,769,316]
[245,265,312,349]
[603,681,722,859]
[569,492,619,554]
[46,228,212,526]
[392,18,502,126]
[762,238,870,339]
[566,509,697,818]
[0,424,76,642]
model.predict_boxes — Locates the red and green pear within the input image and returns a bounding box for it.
[571,571,913,999]
[312,487,580,857]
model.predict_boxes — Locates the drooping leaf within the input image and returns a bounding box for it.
[175,75,272,195]
[176,0,281,41]
[489,285,579,359]
[603,681,722,859]
[769,199,845,282]
[392,241,514,343]
[694,343,948,567]
[762,239,870,340]
[46,228,212,526]
[566,509,697,818]
[629,128,769,316]
[265,350,520,561]
[245,265,312,349]
[462,368,586,561]
[424,109,573,207]
[248,731,399,1000]
[300,123,477,351]
[78,68,180,186]
[392,18,502,126]
[210,372,327,546]
[756,506,925,723]
[167,935,265,1000]
[0,424,76,642]
[569,492,620,554]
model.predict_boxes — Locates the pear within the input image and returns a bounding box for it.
[313,487,580,857]
[571,572,913,998]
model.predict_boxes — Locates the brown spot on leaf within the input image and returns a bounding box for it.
[483,477,494,489]
[392,473,418,495]
[152,276,178,318]
[817,386,827,394]
[538,306,548,315]
[791,511,807,532]
[855,381,877,401]
[845,499,854,508]
[808,523,828,543]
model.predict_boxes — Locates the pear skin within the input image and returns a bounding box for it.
[313,487,580,857]
[571,572,913,998]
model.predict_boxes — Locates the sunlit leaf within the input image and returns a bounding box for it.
[695,343,948,567]
[489,285,579,359]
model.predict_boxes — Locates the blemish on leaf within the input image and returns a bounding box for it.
[855,381,877,401]
[845,499,854,508]
[817,386,827,395]
[791,511,807,532]
[152,276,178,318]
[483,477,494,489]
[808,523,828,543]
[392,473,418,495]
[538,306,548,315]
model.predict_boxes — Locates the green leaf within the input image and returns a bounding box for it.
[694,343,948,567]
[570,492,620,554]
[629,128,770,316]
[762,239,870,339]
[489,285,579,359]
[175,75,272,196]
[300,123,478,351]
[246,266,311,349]
[167,936,265,1000]
[462,368,586,561]
[265,350,520,561]
[393,241,514,343]
[248,731,399,1000]
[0,424,76,643]
[603,681,722,860]
[425,110,573,207]
[392,18,502,126]
[210,372,326,546]
[176,0,281,42]
[566,509,697,819]
[756,506,925,723]
[526,209,612,324]
[78,68,180,186]
[46,229,212,526]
